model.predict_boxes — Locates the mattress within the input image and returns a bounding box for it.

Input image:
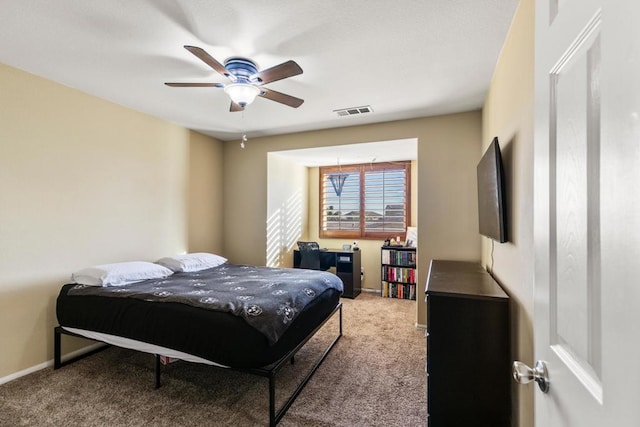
[56,267,342,368]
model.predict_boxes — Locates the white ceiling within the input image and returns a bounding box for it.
[273,138,417,167]
[0,0,519,143]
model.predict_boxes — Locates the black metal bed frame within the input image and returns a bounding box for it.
[54,302,342,427]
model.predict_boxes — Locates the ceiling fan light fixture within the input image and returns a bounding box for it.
[224,83,261,107]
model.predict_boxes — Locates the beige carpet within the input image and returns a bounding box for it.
[0,293,426,426]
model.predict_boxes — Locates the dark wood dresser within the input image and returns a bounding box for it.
[425,259,511,426]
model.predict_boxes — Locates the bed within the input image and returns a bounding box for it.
[54,261,343,426]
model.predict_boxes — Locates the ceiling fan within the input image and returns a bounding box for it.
[165,45,304,112]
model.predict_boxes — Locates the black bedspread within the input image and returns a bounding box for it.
[57,265,343,368]
[66,264,342,345]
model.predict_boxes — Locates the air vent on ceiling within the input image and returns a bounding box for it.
[334,105,374,117]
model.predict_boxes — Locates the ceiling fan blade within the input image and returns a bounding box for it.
[252,60,302,85]
[183,45,235,81]
[230,101,244,112]
[164,82,224,87]
[259,87,304,108]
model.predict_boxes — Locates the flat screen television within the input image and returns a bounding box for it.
[477,137,508,243]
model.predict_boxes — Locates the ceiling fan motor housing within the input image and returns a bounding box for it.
[224,57,259,82]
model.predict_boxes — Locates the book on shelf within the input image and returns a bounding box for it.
[381,247,416,266]
[381,281,416,300]
[382,266,416,284]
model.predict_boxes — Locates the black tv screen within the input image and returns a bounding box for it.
[477,137,508,243]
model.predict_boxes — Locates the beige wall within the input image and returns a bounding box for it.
[223,111,483,326]
[0,63,223,379]
[188,131,224,254]
[266,153,308,267]
[481,0,535,426]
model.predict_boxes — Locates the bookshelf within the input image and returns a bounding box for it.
[380,246,417,300]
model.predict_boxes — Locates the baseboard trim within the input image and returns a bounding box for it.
[0,342,107,386]
[360,288,380,294]
[0,360,50,386]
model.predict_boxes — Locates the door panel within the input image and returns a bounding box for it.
[549,17,602,400]
[534,0,640,425]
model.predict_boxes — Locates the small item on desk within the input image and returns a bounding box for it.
[342,244,352,251]
[384,238,391,247]
[352,241,359,250]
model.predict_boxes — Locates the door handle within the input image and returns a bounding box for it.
[512,360,550,393]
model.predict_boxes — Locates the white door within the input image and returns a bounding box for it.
[530,0,640,425]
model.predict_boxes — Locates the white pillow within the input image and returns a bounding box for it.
[71,261,174,287]
[156,252,227,272]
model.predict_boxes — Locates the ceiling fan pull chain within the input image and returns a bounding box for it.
[240,111,248,149]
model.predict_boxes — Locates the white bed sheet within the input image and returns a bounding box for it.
[62,326,228,368]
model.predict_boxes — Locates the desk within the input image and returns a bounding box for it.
[293,249,361,299]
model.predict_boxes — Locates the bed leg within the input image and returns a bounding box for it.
[54,327,62,370]
[269,373,277,427]
[155,354,161,389]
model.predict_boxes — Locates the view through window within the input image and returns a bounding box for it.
[320,161,410,239]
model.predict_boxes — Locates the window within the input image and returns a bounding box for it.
[320,161,411,239]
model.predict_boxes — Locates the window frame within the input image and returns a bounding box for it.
[319,161,411,240]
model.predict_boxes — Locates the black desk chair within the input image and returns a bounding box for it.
[297,241,322,270]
